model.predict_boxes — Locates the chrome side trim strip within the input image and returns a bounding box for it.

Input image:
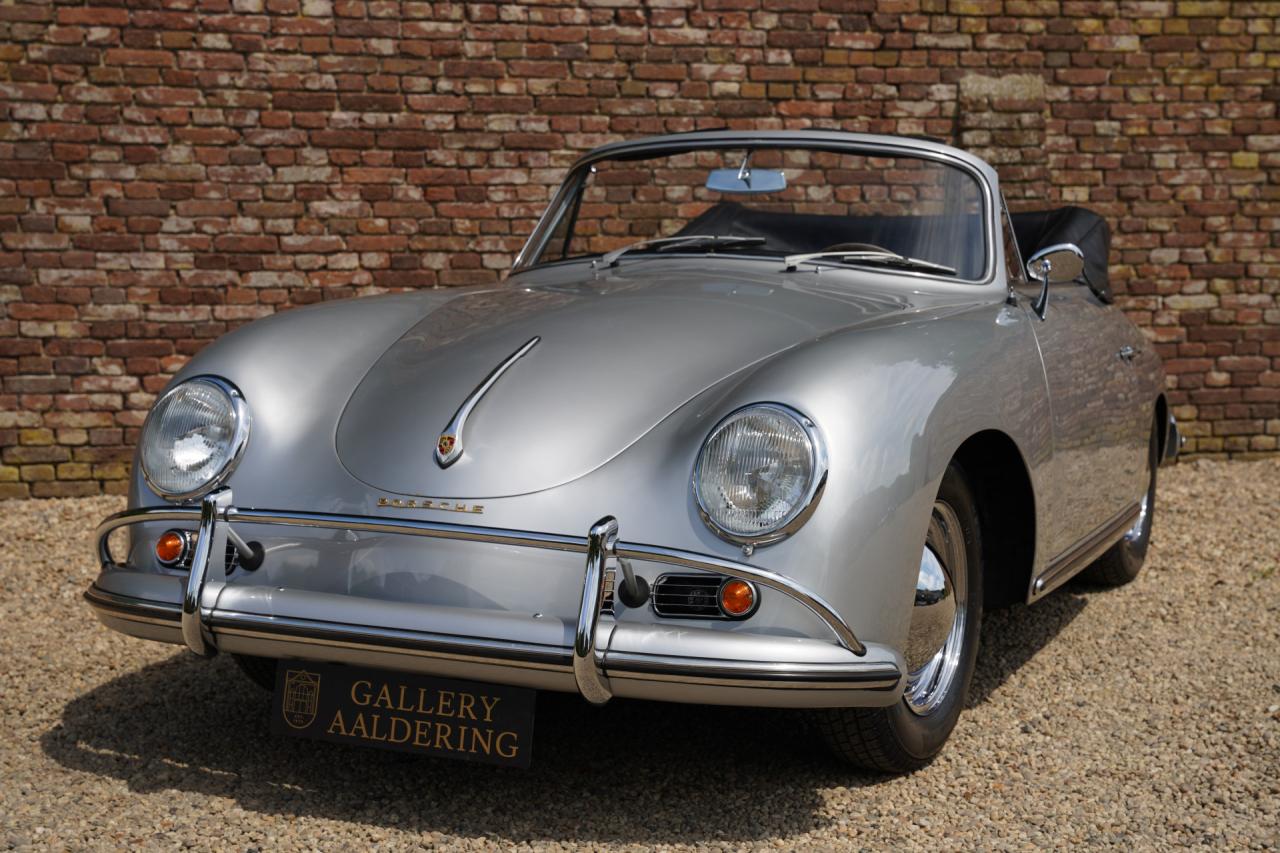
[434,335,540,468]
[96,504,865,656]
[1031,502,1141,600]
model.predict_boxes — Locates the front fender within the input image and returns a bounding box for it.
[128,290,458,506]
[688,297,1051,652]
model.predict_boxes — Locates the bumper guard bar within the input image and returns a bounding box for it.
[95,487,867,704]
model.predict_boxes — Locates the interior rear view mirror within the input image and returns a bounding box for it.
[706,153,787,194]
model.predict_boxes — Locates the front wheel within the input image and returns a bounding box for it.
[814,462,984,773]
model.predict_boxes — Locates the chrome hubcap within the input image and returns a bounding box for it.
[904,500,967,716]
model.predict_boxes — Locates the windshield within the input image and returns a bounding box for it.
[521,145,989,281]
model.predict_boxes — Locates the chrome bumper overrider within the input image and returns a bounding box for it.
[89,488,900,706]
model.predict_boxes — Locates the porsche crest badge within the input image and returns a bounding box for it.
[282,669,321,729]
[437,434,456,457]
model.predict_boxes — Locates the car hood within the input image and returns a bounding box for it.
[336,262,919,498]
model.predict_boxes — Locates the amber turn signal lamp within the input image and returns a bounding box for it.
[719,579,756,617]
[155,530,187,566]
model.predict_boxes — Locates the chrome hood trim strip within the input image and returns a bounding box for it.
[434,334,540,468]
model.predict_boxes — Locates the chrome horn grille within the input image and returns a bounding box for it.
[651,574,724,618]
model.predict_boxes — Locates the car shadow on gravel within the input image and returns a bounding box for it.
[969,588,1088,707]
[43,594,1085,844]
[43,654,855,844]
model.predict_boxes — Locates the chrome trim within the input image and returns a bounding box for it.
[602,652,900,690]
[512,131,999,288]
[1031,501,1141,599]
[211,613,572,671]
[692,402,829,547]
[181,488,230,657]
[513,167,590,269]
[95,503,865,656]
[140,375,252,503]
[84,585,181,625]
[651,572,722,619]
[573,517,617,704]
[97,507,202,565]
[434,335,540,468]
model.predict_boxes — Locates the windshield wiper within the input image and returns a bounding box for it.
[783,250,956,276]
[596,235,766,268]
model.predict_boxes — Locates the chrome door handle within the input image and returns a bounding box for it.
[1118,345,1137,362]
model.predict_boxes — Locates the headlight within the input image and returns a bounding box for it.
[693,403,827,545]
[139,376,250,501]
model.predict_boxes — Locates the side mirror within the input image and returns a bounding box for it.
[1025,243,1085,320]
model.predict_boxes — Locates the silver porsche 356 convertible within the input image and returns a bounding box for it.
[87,131,1178,772]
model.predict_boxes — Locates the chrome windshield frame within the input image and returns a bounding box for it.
[511,130,999,288]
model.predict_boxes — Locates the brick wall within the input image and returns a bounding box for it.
[1,0,1277,498]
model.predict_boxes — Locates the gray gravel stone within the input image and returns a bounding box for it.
[1,459,1277,849]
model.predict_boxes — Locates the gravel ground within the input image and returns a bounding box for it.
[1,458,1277,850]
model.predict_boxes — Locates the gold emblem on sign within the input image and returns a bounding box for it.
[437,434,456,457]
[282,669,321,729]
[377,496,484,514]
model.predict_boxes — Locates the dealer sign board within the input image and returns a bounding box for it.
[271,662,536,768]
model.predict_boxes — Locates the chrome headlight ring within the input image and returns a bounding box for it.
[139,375,251,503]
[692,402,828,547]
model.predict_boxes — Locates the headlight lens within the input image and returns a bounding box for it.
[140,377,249,500]
[693,403,826,543]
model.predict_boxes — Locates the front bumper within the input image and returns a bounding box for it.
[87,488,903,709]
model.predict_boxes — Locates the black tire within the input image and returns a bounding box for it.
[233,653,278,692]
[814,463,984,774]
[1079,415,1158,587]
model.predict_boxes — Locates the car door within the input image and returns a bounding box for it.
[1002,206,1139,561]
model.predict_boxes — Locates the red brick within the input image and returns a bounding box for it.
[0,1,1273,497]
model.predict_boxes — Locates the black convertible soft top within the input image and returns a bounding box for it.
[1010,206,1112,302]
